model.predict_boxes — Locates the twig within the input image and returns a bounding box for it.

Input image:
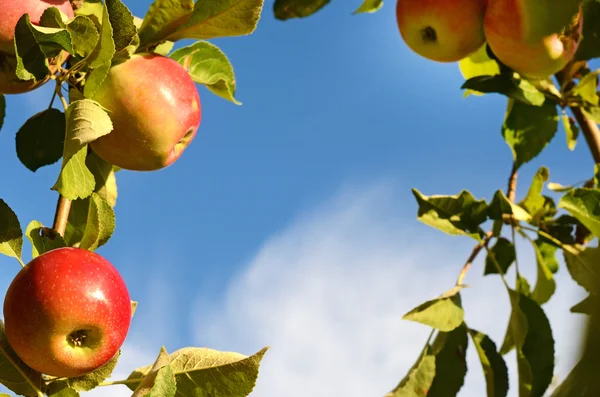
[456,231,494,286]
[507,163,518,202]
[51,82,72,237]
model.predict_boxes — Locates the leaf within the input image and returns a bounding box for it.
[353,0,383,14]
[502,100,559,170]
[547,182,573,192]
[0,95,5,131]
[559,188,600,238]
[518,166,549,222]
[86,1,116,69]
[167,0,264,41]
[126,347,269,397]
[273,0,330,20]
[499,289,528,355]
[25,220,66,258]
[12,15,51,82]
[385,345,436,397]
[570,294,595,314]
[106,0,137,53]
[570,70,600,105]
[563,245,600,294]
[66,16,100,58]
[78,193,116,251]
[132,347,176,397]
[468,329,509,397]
[461,75,545,106]
[488,190,532,222]
[47,382,79,396]
[137,0,194,48]
[428,325,469,397]
[14,13,73,59]
[83,62,110,98]
[67,351,120,391]
[458,45,501,97]
[86,151,117,207]
[52,99,113,200]
[402,288,464,332]
[0,199,23,262]
[170,41,240,104]
[412,189,488,239]
[575,0,600,61]
[15,108,66,172]
[484,237,515,275]
[0,320,43,397]
[131,301,138,317]
[530,237,556,305]
[535,238,559,273]
[63,198,90,247]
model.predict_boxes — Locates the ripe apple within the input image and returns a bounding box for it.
[89,53,202,171]
[3,247,132,377]
[395,0,488,62]
[484,0,583,78]
[0,50,68,95]
[0,0,75,54]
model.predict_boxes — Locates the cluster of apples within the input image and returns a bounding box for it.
[396,0,583,79]
[0,0,202,172]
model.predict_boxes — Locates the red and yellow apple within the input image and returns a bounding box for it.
[3,247,132,377]
[0,0,74,54]
[484,0,583,78]
[395,0,488,62]
[90,53,202,171]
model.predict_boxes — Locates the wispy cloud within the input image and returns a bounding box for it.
[192,181,587,397]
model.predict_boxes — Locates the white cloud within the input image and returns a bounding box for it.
[193,181,587,397]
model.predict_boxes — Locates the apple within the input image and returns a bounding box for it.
[3,247,132,377]
[89,53,202,171]
[0,0,75,54]
[0,50,68,95]
[484,0,583,78]
[396,0,488,62]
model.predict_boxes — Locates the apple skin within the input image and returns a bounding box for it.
[0,50,68,95]
[484,0,583,79]
[3,247,132,377]
[0,0,74,54]
[90,53,202,171]
[396,0,488,62]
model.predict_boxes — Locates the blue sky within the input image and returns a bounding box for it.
[0,1,596,396]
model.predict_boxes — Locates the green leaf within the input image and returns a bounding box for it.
[0,199,23,262]
[0,95,5,131]
[468,329,509,397]
[47,382,79,396]
[530,237,556,305]
[353,0,383,14]
[13,15,52,82]
[131,301,138,317]
[170,41,240,104]
[52,99,113,200]
[385,345,436,397]
[63,198,89,247]
[132,347,176,397]
[561,113,579,150]
[428,325,468,397]
[402,288,464,332]
[499,289,528,355]
[461,75,545,106]
[502,100,559,170]
[86,151,117,207]
[86,1,116,69]
[575,0,600,61]
[83,62,110,98]
[570,69,600,106]
[126,347,269,397]
[535,238,559,273]
[484,237,515,275]
[273,0,330,20]
[106,0,137,53]
[488,190,532,222]
[168,0,264,41]
[25,220,66,258]
[517,273,532,296]
[458,45,501,97]
[67,16,100,58]
[412,189,488,239]
[559,188,600,238]
[570,294,595,314]
[137,0,194,49]
[518,166,549,222]
[67,351,120,391]
[15,13,73,59]
[563,245,600,294]
[0,320,44,397]
[78,193,115,251]
[15,108,66,172]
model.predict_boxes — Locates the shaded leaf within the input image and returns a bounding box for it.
[502,100,559,170]
[353,0,383,14]
[530,237,556,305]
[469,329,509,397]
[25,220,66,258]
[78,193,115,251]
[0,95,5,131]
[86,1,116,69]
[15,108,66,172]
[459,45,501,97]
[106,0,137,53]
[428,325,468,396]
[273,0,330,20]
[412,189,488,239]
[488,190,532,222]
[0,320,43,396]
[0,200,23,261]
[559,188,600,238]
[132,347,176,397]
[570,294,595,314]
[563,245,600,294]
[535,238,559,273]
[47,381,79,396]
[86,151,117,207]
[385,345,436,397]
[137,0,194,48]
[462,75,545,106]
[500,289,528,355]
[518,166,549,223]
[484,237,515,275]
[67,16,100,58]
[402,288,464,332]
[68,351,120,391]
[575,0,600,61]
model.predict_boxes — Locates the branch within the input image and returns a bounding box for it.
[456,231,494,286]
[507,163,518,202]
[52,196,71,237]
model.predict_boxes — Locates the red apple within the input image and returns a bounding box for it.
[0,0,74,54]
[90,53,202,171]
[396,0,488,63]
[3,247,132,377]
